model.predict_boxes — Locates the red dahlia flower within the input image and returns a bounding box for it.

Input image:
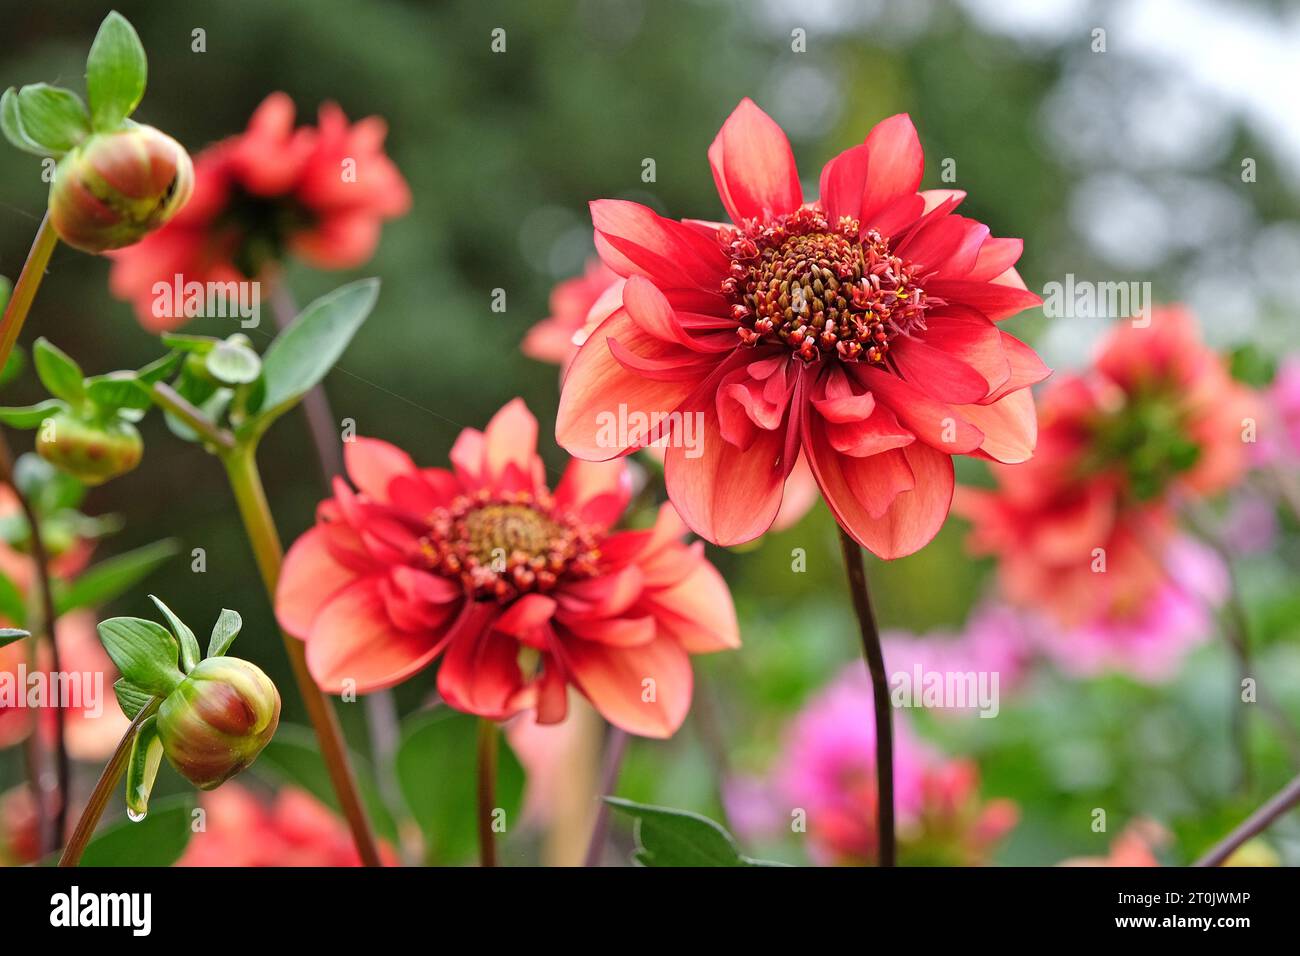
[957,307,1254,626]
[556,99,1049,557]
[109,92,411,330]
[275,399,739,738]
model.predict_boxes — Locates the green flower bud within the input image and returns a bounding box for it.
[37,411,142,485]
[156,656,281,790]
[48,124,193,253]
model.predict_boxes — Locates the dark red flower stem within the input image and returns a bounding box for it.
[0,434,67,853]
[583,727,630,867]
[837,524,896,866]
[476,718,499,867]
[1195,771,1300,866]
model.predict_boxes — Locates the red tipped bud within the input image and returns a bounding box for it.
[156,657,281,790]
[48,124,193,253]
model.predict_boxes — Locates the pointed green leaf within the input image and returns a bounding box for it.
[15,84,90,154]
[1,87,53,156]
[158,333,219,355]
[604,797,784,867]
[113,678,154,720]
[206,338,262,385]
[0,399,65,429]
[96,616,184,696]
[32,339,85,403]
[85,11,147,131]
[124,713,163,819]
[207,608,242,658]
[239,279,379,441]
[148,594,199,672]
[0,628,29,649]
[53,538,178,616]
[135,350,183,385]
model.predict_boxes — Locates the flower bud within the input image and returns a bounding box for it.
[37,411,142,486]
[48,124,194,253]
[157,657,281,790]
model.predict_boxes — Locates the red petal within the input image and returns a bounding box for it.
[557,634,693,738]
[590,199,728,290]
[556,309,714,460]
[276,527,359,637]
[859,114,924,227]
[708,98,803,223]
[304,578,451,693]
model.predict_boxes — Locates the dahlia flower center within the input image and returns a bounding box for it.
[720,205,931,364]
[422,492,602,602]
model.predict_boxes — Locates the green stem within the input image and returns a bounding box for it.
[149,381,381,865]
[837,525,896,867]
[58,700,159,867]
[220,443,383,867]
[0,213,59,375]
[476,718,499,867]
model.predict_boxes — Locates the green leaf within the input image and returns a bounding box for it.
[158,333,219,355]
[604,797,783,867]
[113,678,154,720]
[149,594,200,672]
[124,713,163,819]
[53,538,178,616]
[85,11,147,131]
[255,724,398,845]
[0,399,65,429]
[84,372,152,412]
[0,572,26,627]
[15,84,90,154]
[240,279,379,442]
[77,794,195,866]
[135,350,183,385]
[0,627,29,649]
[95,616,184,696]
[1,87,53,156]
[207,608,242,658]
[32,339,85,403]
[206,338,262,385]
[395,709,524,863]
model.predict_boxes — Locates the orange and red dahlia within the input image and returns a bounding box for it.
[109,92,410,330]
[957,307,1254,626]
[275,399,738,738]
[556,99,1048,557]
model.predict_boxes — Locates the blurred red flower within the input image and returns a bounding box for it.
[109,92,410,331]
[957,307,1254,627]
[177,783,397,867]
[555,99,1047,557]
[275,399,739,738]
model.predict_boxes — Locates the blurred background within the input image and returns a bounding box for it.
[1,0,1298,866]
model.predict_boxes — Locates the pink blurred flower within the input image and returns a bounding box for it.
[177,783,397,867]
[523,258,624,372]
[1255,357,1300,465]
[1036,535,1228,682]
[882,602,1040,703]
[727,665,1016,865]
